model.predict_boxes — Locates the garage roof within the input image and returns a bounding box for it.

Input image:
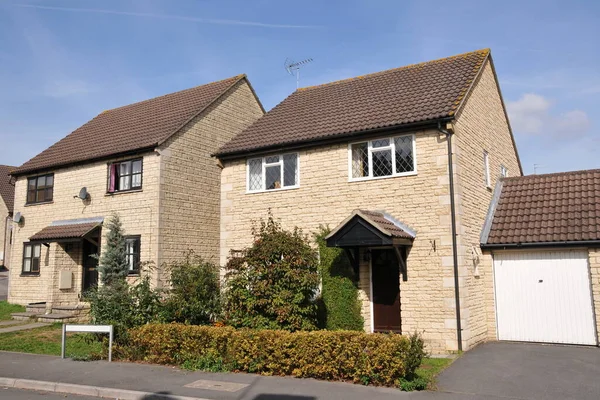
[481,169,600,247]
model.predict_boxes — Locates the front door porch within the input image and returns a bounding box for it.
[325,209,415,334]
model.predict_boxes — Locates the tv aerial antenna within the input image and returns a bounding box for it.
[285,58,313,89]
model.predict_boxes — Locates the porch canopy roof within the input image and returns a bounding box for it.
[29,217,104,243]
[325,209,416,248]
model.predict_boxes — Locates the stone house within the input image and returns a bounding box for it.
[8,75,264,313]
[216,49,524,353]
[0,165,15,270]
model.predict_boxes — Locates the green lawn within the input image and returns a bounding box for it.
[0,301,25,320]
[0,323,103,359]
[413,357,453,390]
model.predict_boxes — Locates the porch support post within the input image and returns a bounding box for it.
[393,246,407,281]
[343,247,360,279]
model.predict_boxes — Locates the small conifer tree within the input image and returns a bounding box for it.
[98,213,129,286]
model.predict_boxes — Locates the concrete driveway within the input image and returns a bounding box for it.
[433,341,600,400]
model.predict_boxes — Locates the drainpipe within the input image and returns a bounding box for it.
[2,215,9,267]
[437,121,463,352]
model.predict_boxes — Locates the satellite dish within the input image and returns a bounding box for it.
[13,212,22,223]
[78,187,89,200]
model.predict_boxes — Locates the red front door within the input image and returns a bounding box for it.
[371,249,401,333]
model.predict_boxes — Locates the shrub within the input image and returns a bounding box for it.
[86,274,163,344]
[161,252,221,325]
[96,213,129,286]
[124,324,425,387]
[223,213,320,331]
[314,227,364,331]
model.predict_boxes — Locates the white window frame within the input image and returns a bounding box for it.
[484,150,491,188]
[246,153,300,193]
[500,165,508,178]
[347,134,417,182]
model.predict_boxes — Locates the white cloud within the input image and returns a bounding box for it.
[507,93,590,138]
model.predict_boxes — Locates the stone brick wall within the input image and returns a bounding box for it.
[589,248,600,341]
[453,59,522,349]
[221,129,460,353]
[158,80,263,272]
[8,152,160,306]
[0,199,11,268]
[49,242,82,306]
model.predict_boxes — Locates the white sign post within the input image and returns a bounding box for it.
[61,324,114,362]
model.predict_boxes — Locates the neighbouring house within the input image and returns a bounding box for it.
[0,165,15,270]
[215,49,523,353]
[8,75,264,313]
[480,169,600,346]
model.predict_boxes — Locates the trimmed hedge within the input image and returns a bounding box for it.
[123,324,425,387]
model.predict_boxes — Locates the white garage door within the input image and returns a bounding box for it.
[494,250,597,345]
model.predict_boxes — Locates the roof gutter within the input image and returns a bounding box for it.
[436,120,463,352]
[213,117,453,161]
[481,240,600,250]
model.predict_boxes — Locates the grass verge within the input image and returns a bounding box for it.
[399,357,453,391]
[0,301,25,321]
[0,323,102,359]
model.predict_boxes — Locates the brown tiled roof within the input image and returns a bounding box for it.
[326,209,416,240]
[484,169,600,245]
[0,165,15,213]
[30,221,101,242]
[216,49,490,157]
[12,75,249,176]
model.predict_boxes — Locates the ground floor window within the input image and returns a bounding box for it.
[22,243,41,275]
[125,236,141,274]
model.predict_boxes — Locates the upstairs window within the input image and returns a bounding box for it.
[22,243,41,275]
[247,153,299,192]
[483,151,491,188]
[108,159,142,193]
[27,174,54,204]
[500,165,508,178]
[350,134,415,180]
[125,236,141,274]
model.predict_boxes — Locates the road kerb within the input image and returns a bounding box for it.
[0,376,211,400]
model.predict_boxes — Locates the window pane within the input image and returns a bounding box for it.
[265,155,279,164]
[46,188,53,201]
[24,245,32,258]
[120,161,131,176]
[132,160,142,174]
[33,244,41,257]
[28,178,36,190]
[27,190,36,203]
[248,159,263,191]
[372,138,390,148]
[283,154,297,187]
[265,165,281,190]
[32,258,40,272]
[46,175,54,187]
[23,259,31,272]
[394,136,414,173]
[36,189,46,202]
[372,149,393,177]
[37,176,46,187]
[132,173,142,188]
[351,143,369,178]
[120,176,131,190]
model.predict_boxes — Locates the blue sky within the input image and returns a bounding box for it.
[0,0,598,174]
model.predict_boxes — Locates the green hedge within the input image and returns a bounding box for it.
[315,228,364,331]
[123,324,425,387]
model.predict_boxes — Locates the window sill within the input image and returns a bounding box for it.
[348,171,417,183]
[20,273,40,277]
[246,186,300,195]
[105,189,143,196]
[127,273,140,277]
[24,201,54,207]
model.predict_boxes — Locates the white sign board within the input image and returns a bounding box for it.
[62,324,114,362]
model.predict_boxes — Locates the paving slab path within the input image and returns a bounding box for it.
[0,323,49,334]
